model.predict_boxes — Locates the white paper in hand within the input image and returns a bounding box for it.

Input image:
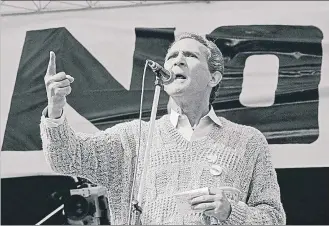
[174,187,209,213]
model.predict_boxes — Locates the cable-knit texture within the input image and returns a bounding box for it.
[40,114,286,225]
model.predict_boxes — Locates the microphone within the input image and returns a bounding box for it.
[147,60,174,85]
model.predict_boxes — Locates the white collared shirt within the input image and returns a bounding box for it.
[169,106,222,142]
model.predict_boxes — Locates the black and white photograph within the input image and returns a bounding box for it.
[1,1,328,225]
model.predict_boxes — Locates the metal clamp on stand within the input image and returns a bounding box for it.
[130,199,143,225]
[132,200,143,214]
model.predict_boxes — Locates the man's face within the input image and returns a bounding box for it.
[163,38,212,97]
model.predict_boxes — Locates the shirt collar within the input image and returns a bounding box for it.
[207,106,222,127]
[170,105,222,128]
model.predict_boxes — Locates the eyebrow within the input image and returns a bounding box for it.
[166,50,200,59]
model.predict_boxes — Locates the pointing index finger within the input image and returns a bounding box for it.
[46,51,56,76]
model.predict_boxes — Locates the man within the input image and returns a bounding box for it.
[40,32,286,225]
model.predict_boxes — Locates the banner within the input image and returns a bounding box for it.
[1,1,329,178]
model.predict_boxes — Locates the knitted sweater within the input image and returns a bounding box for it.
[40,114,286,225]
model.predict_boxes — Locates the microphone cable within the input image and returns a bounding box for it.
[127,59,149,225]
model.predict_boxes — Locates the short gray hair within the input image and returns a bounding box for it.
[167,32,224,104]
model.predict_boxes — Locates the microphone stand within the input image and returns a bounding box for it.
[128,75,164,225]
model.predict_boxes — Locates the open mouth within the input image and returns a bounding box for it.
[175,74,187,80]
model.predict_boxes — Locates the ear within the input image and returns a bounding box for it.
[208,71,222,88]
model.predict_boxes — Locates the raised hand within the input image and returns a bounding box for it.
[44,51,74,119]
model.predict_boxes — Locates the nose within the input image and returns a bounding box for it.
[173,53,186,67]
